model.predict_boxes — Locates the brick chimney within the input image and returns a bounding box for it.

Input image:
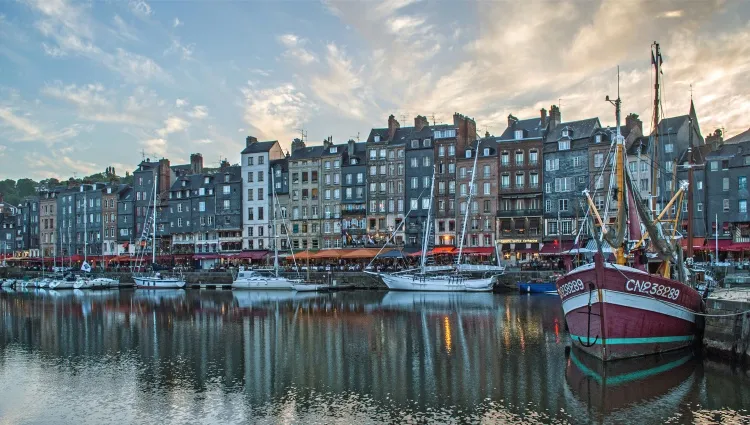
[246,136,257,147]
[190,153,203,174]
[323,136,333,149]
[507,114,518,128]
[291,138,306,152]
[624,113,642,138]
[706,129,724,151]
[549,105,561,129]
[158,158,171,199]
[453,112,477,156]
[387,114,400,140]
[348,139,356,156]
[220,159,230,170]
[540,108,547,127]
[414,115,429,131]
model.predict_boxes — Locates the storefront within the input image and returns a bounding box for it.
[496,238,541,265]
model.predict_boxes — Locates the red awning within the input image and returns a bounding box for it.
[716,239,734,251]
[681,237,707,249]
[195,253,221,260]
[231,251,268,260]
[461,247,495,255]
[431,246,456,255]
[724,242,750,252]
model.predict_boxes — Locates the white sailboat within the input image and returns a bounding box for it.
[233,171,305,290]
[133,170,186,289]
[368,145,501,292]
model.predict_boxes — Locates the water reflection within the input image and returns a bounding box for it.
[0,290,748,424]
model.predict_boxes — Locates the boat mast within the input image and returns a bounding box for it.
[152,171,157,264]
[84,191,87,264]
[686,115,695,262]
[456,138,481,268]
[650,42,662,213]
[419,165,436,273]
[606,71,626,265]
[271,169,279,277]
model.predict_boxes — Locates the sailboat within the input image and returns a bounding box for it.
[133,171,186,289]
[232,170,305,290]
[367,148,501,292]
[555,44,703,361]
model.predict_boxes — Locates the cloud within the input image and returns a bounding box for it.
[156,116,189,137]
[309,43,370,119]
[108,48,170,82]
[175,98,188,107]
[0,145,6,157]
[194,138,213,144]
[0,106,92,143]
[188,105,208,119]
[129,1,153,17]
[141,138,167,156]
[173,17,182,28]
[0,107,42,140]
[277,33,317,64]
[112,14,138,41]
[41,82,110,108]
[241,82,315,143]
[164,39,194,60]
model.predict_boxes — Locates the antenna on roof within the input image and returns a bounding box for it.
[399,112,408,124]
[295,128,308,142]
[140,149,146,161]
[351,132,360,142]
[430,114,444,125]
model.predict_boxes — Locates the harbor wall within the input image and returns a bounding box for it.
[703,298,750,364]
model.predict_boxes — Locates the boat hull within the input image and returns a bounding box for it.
[556,258,703,361]
[134,276,186,289]
[518,282,557,294]
[232,278,296,290]
[377,273,493,292]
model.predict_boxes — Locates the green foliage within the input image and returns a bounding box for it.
[1,169,133,205]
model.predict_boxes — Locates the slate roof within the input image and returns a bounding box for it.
[626,136,651,156]
[498,118,547,140]
[545,118,600,143]
[706,140,750,162]
[321,143,349,156]
[657,115,688,137]
[270,157,289,172]
[241,140,278,154]
[725,127,750,144]
[467,138,498,156]
[366,128,390,143]
[289,144,326,160]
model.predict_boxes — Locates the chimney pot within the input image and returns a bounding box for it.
[414,115,429,131]
[387,114,400,140]
[246,136,257,147]
[540,108,548,127]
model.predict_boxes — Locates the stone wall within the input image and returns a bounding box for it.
[704,298,750,364]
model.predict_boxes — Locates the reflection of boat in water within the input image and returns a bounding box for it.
[133,289,187,304]
[232,290,321,308]
[565,347,697,415]
[379,291,496,311]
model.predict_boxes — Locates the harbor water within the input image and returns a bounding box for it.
[0,289,748,424]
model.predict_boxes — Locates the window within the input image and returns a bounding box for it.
[370,166,377,176]
[199,201,205,212]
[423,156,431,167]
[223,200,230,210]
[548,221,558,235]
[560,220,572,235]
[595,196,605,210]
[710,161,719,171]
[558,140,570,150]
[723,177,729,191]
[483,182,491,195]
[723,199,730,212]
[465,150,472,159]
[545,158,559,171]
[666,160,673,171]
[514,130,523,140]
[423,176,430,188]
[740,176,747,190]
[697,180,703,190]
[665,143,674,153]
[369,149,376,159]
[247,172,253,183]
[545,182,552,193]
[448,181,455,194]
[697,202,703,212]
[423,139,431,148]
[740,200,748,214]
[247,156,254,166]
[484,200,491,213]
[223,185,230,195]
[515,151,523,165]
[448,163,455,174]
[411,177,419,189]
[410,158,418,167]
[515,173,524,188]
[559,199,569,211]
[529,150,538,165]
[554,177,574,192]
[422,198,430,210]
[483,165,490,178]
[595,134,602,144]
[247,208,254,221]
[379,149,386,159]
[258,207,264,220]
[438,146,445,157]
[460,184,467,196]
[501,152,510,166]
[483,148,490,156]
[411,140,419,148]
[501,174,510,189]
[529,173,539,188]
[594,153,604,168]
[410,199,418,210]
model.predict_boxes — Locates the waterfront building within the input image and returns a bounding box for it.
[16,196,40,258]
[116,187,134,255]
[341,139,368,247]
[288,138,325,250]
[385,139,406,247]
[496,111,546,261]
[320,138,345,249]
[456,138,497,249]
[366,115,400,244]
[241,137,284,251]
[133,158,174,257]
[76,183,104,258]
[39,189,59,258]
[0,214,16,254]
[542,107,601,248]
[403,116,438,249]
[270,157,290,251]
[705,139,750,247]
[102,184,125,257]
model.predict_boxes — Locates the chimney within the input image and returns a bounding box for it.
[624,113,642,138]
[706,129,724,151]
[348,139,355,156]
[246,136,257,147]
[220,159,230,170]
[453,112,476,156]
[387,114,400,140]
[190,153,203,174]
[540,108,547,127]
[549,105,561,129]
[158,158,171,200]
[291,138,306,152]
[507,114,518,128]
[485,131,490,138]
[414,115,429,131]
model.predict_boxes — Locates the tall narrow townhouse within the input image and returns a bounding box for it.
[133,158,174,257]
[385,140,406,245]
[366,115,400,244]
[39,188,59,258]
[288,139,324,251]
[116,187,134,255]
[320,138,345,249]
[102,184,126,257]
[241,136,284,251]
[495,111,546,263]
[270,157,290,252]
[341,139,368,246]
[455,138,498,249]
[542,106,601,251]
[215,163,243,255]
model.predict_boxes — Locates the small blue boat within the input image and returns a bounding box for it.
[518,282,558,294]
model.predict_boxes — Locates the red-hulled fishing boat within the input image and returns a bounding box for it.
[556,42,704,361]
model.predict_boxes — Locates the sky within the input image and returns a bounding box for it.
[1,0,749,181]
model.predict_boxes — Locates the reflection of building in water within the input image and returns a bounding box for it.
[0,291,572,411]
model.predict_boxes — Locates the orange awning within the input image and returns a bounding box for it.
[311,249,345,259]
[341,248,389,259]
[291,250,316,260]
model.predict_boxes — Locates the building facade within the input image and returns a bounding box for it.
[39,189,58,258]
[705,140,750,245]
[456,139,497,248]
[288,139,324,250]
[320,139,344,249]
[366,115,400,243]
[133,159,173,257]
[241,137,284,251]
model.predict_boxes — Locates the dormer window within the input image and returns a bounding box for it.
[204,177,210,184]
[595,134,602,144]
[514,130,523,140]
[181,181,187,187]
[411,140,419,148]
[483,148,490,156]
[465,150,472,158]
[224,174,230,182]
[350,158,358,165]
[423,139,431,148]
[562,129,569,137]
[558,140,571,151]
[374,135,380,142]
[330,146,337,154]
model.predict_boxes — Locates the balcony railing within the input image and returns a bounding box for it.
[496,208,543,217]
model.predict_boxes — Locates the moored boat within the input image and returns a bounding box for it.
[134,273,186,289]
[518,281,558,294]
